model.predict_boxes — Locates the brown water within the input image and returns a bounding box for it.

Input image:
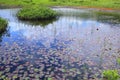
[0,8,120,80]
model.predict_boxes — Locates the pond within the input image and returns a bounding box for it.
[0,8,120,80]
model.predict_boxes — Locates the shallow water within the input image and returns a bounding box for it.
[0,8,120,80]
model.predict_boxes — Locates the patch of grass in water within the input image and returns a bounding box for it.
[102,70,120,80]
[17,6,58,20]
[0,17,8,33]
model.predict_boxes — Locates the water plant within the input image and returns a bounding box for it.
[48,77,53,80]
[117,58,120,65]
[102,70,120,80]
[17,6,58,20]
[0,17,8,33]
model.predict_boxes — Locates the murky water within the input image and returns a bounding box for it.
[0,8,120,80]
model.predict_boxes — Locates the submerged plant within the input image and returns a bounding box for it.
[102,70,120,80]
[17,6,58,20]
[117,58,120,65]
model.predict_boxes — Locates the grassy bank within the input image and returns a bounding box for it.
[0,18,7,33]
[0,0,120,9]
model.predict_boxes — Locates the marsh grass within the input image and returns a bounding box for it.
[0,17,7,33]
[17,6,58,20]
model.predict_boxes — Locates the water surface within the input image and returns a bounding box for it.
[0,8,120,80]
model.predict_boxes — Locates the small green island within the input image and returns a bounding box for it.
[0,17,7,33]
[17,7,58,20]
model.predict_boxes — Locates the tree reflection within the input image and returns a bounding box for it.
[57,8,120,24]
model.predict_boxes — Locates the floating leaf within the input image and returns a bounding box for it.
[48,77,52,80]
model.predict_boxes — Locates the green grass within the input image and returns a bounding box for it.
[102,70,120,80]
[0,0,120,9]
[17,6,58,20]
[0,17,8,33]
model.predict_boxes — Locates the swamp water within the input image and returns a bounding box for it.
[0,8,120,80]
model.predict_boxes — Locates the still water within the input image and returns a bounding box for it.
[0,8,120,80]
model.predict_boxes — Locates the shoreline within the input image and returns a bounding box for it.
[0,4,120,12]
[52,6,120,12]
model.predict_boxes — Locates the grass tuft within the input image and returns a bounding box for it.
[17,6,58,20]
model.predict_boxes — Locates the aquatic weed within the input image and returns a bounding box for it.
[102,70,120,80]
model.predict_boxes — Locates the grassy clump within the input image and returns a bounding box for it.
[17,6,58,20]
[0,17,7,33]
[102,70,120,80]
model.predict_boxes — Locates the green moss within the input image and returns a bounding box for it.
[0,17,8,33]
[17,6,58,20]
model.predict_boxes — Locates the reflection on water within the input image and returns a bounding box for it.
[0,8,120,79]
[0,25,9,43]
[19,18,59,27]
[95,11,120,24]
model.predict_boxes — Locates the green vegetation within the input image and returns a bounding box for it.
[0,0,120,9]
[94,11,120,24]
[48,77,53,80]
[117,58,120,65]
[102,70,120,80]
[0,17,7,33]
[17,6,58,20]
